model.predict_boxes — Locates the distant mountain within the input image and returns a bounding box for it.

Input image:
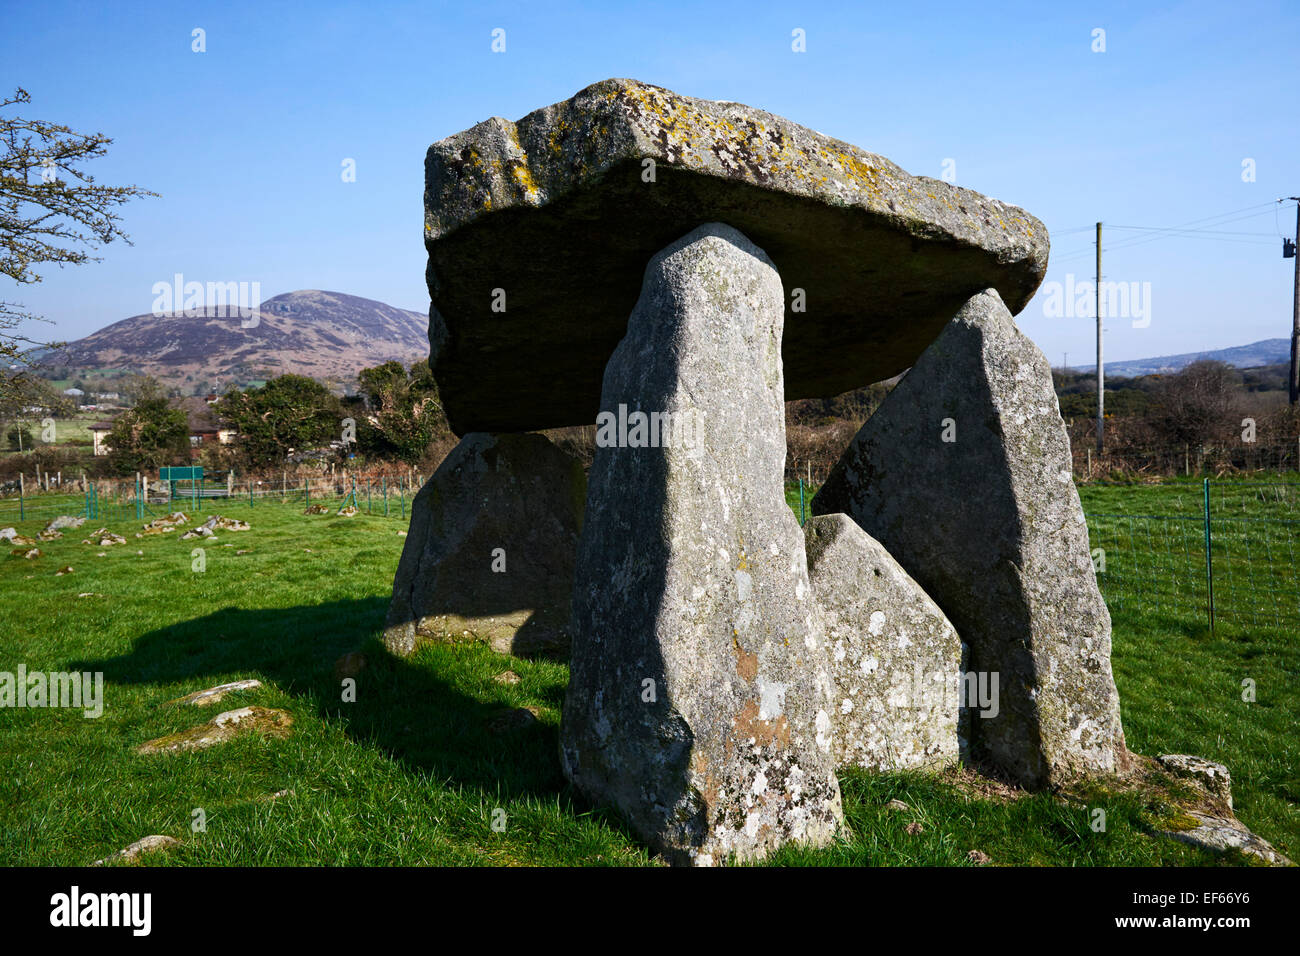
[1075,338,1291,377]
[37,290,429,393]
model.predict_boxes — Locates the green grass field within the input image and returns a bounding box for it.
[0,484,1294,866]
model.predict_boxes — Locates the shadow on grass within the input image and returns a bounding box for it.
[70,597,593,810]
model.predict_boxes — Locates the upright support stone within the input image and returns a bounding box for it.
[804,514,965,771]
[561,223,843,866]
[813,289,1128,788]
[384,432,585,658]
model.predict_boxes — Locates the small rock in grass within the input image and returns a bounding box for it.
[1158,754,1233,810]
[337,504,358,517]
[236,549,252,555]
[92,834,179,866]
[905,821,925,836]
[167,679,263,708]
[38,529,63,541]
[486,706,541,733]
[493,670,522,685]
[1162,812,1292,866]
[13,547,40,559]
[967,849,993,866]
[135,705,293,755]
[886,799,910,813]
[303,504,330,515]
[333,652,367,681]
[55,566,73,576]
[45,515,86,532]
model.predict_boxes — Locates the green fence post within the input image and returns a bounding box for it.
[367,477,372,514]
[250,479,254,508]
[18,479,23,522]
[1203,477,1215,633]
[400,477,406,519]
[799,478,805,526]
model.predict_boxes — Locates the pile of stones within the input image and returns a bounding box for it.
[386,79,1132,865]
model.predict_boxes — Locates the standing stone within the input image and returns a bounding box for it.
[813,289,1127,788]
[804,514,964,771]
[384,432,585,658]
[561,223,843,866]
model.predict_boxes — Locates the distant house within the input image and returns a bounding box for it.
[174,397,236,457]
[63,387,84,397]
[88,399,236,458]
[89,421,115,457]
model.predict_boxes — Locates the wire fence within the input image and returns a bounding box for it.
[788,477,1298,635]
[1068,479,1298,633]
[6,472,1296,635]
[0,473,425,528]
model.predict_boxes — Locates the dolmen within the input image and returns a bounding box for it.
[386,78,1129,864]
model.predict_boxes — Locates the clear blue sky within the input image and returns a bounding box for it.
[3,0,1297,368]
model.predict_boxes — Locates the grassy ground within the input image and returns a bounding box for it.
[0,485,1293,866]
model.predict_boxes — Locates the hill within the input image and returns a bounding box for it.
[35,290,429,394]
[1074,338,1290,377]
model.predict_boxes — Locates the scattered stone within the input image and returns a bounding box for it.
[180,526,215,540]
[140,512,188,536]
[77,592,97,598]
[886,799,910,813]
[0,527,16,542]
[337,504,359,517]
[258,789,294,802]
[166,679,264,708]
[1158,754,1233,810]
[135,706,293,755]
[425,78,1048,434]
[905,821,924,836]
[332,652,367,681]
[82,528,126,546]
[561,224,843,867]
[804,513,964,771]
[1162,812,1293,867]
[967,849,993,866]
[384,431,585,658]
[55,565,73,576]
[12,547,40,559]
[236,549,252,555]
[203,515,250,532]
[396,530,407,537]
[6,533,37,547]
[493,669,522,685]
[92,834,180,866]
[813,289,1128,790]
[303,504,330,515]
[37,529,63,541]
[45,515,86,532]
[486,706,542,733]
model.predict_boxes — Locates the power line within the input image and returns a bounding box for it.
[1049,200,1288,263]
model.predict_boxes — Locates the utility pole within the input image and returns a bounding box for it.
[1096,222,1104,453]
[1289,198,1300,405]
